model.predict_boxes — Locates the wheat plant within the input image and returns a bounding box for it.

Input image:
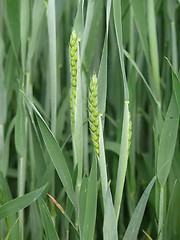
[0,0,180,240]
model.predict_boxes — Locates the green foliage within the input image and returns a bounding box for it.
[0,0,179,239]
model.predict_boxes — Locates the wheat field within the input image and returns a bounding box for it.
[0,0,180,239]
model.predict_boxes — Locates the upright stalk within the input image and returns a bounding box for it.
[158,186,165,240]
[47,0,57,135]
[147,0,161,106]
[171,21,178,73]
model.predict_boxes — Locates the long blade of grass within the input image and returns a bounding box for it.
[123,49,159,107]
[113,0,129,100]
[22,93,78,210]
[147,0,161,103]
[79,177,88,237]
[130,0,149,64]
[15,90,27,239]
[1,118,15,177]
[103,186,118,240]
[27,0,45,68]
[114,101,131,219]
[157,92,179,187]
[98,0,112,114]
[0,173,19,239]
[0,37,7,125]
[157,91,179,239]
[74,0,84,38]
[0,185,46,219]
[2,0,20,65]
[36,113,78,209]
[98,116,108,201]
[0,34,7,179]
[38,198,59,240]
[165,57,180,113]
[20,0,29,73]
[167,0,178,72]
[80,0,95,59]
[82,158,97,240]
[48,194,78,234]
[15,92,26,158]
[123,176,156,240]
[47,0,57,135]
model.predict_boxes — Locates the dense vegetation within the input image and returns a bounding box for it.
[0,0,180,239]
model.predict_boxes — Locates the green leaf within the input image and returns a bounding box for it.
[167,0,176,21]
[130,0,149,64]
[114,101,131,219]
[38,198,59,240]
[0,36,7,125]
[79,177,88,236]
[36,112,78,209]
[99,116,108,201]
[98,0,112,114]
[1,118,15,176]
[0,173,19,239]
[103,187,118,240]
[47,0,57,134]
[22,93,78,210]
[113,0,129,100]
[27,0,45,66]
[123,177,156,240]
[105,141,120,155]
[3,0,20,58]
[15,92,26,157]
[157,93,179,186]
[74,0,84,38]
[172,69,180,114]
[20,0,30,71]
[82,159,97,240]
[0,185,46,219]
[123,49,159,107]
[80,0,95,58]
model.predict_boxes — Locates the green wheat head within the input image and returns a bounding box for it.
[88,73,100,157]
[69,30,78,133]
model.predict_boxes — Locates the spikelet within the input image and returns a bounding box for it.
[69,30,78,133]
[88,73,100,157]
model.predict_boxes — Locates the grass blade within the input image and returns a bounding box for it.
[38,198,59,240]
[23,94,78,210]
[113,0,129,100]
[0,173,19,239]
[157,93,179,187]
[130,0,149,64]
[82,159,97,240]
[20,0,29,72]
[114,101,132,220]
[36,112,78,209]
[103,187,118,240]
[123,177,156,240]
[147,0,161,103]
[47,0,57,135]
[0,185,46,219]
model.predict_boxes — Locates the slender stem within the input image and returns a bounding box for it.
[171,21,178,73]
[158,186,164,240]
[0,124,4,239]
[0,125,4,173]
[47,0,57,136]
[18,156,27,239]
[47,0,57,220]
[147,0,161,106]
